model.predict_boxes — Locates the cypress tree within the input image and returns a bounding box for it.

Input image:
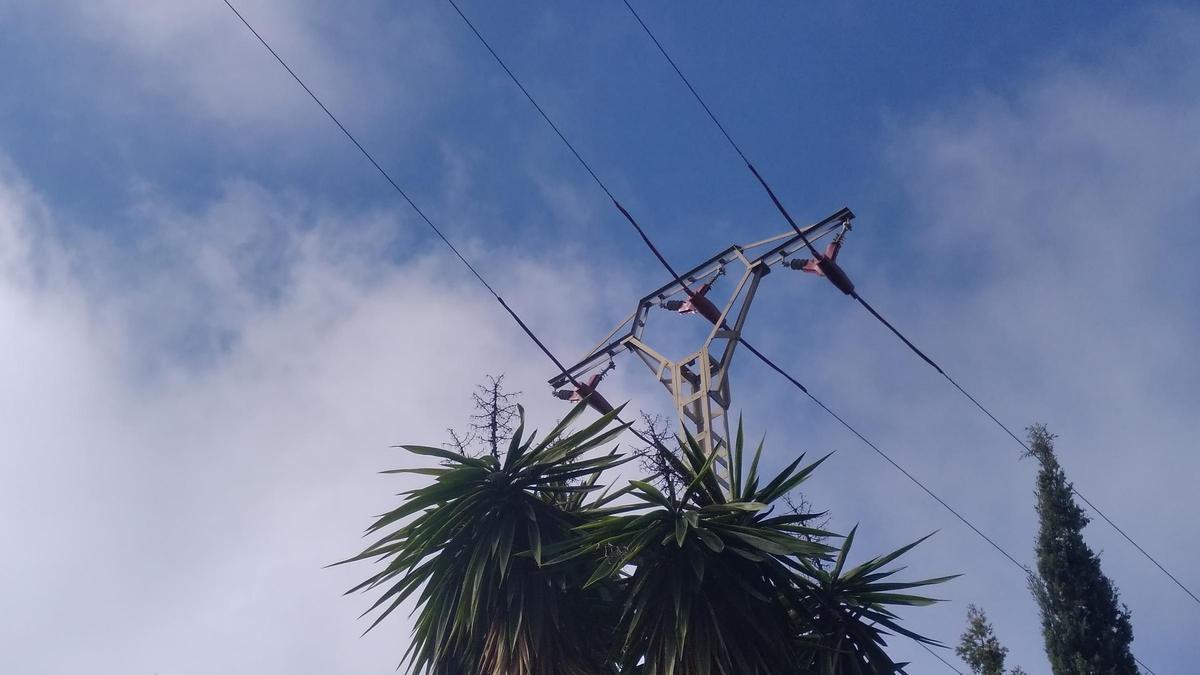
[956,604,1008,675]
[1026,424,1137,674]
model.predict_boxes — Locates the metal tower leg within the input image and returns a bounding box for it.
[627,263,768,488]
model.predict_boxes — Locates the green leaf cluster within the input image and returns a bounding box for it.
[340,403,954,675]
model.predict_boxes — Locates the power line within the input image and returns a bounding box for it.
[732,336,1031,576]
[443,0,674,279]
[944,367,1200,607]
[444,4,1171,672]
[618,0,1198,610]
[445,0,1031,568]
[444,0,1045,636]
[220,4,1160,672]
[219,0,666,457]
[917,640,964,675]
[223,0,1013,616]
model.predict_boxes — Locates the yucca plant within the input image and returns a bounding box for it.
[342,403,954,674]
[550,425,839,674]
[790,528,959,675]
[338,402,630,675]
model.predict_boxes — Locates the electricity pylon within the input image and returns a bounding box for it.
[550,207,854,487]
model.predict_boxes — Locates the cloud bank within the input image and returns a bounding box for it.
[0,163,628,673]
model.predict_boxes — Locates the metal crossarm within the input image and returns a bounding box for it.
[549,207,852,389]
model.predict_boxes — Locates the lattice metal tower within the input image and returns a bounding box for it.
[550,207,854,487]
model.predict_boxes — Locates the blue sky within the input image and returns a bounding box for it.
[1,1,1197,673]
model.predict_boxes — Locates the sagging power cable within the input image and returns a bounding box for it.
[439,8,1030,669]
[445,0,1037,596]
[222,3,1154,671]
[445,4,1167,671]
[619,0,1198,611]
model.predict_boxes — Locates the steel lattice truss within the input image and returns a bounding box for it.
[550,207,854,484]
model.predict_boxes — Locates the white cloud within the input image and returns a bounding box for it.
[0,165,634,673]
[14,0,453,138]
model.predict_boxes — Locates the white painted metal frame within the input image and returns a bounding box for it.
[549,207,854,486]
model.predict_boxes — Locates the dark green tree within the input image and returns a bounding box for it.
[956,604,1015,675]
[1025,424,1137,675]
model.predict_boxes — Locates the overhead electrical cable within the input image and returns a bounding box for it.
[444,0,1030,563]
[220,2,1151,671]
[444,0,1038,596]
[618,0,1199,610]
[219,0,666,457]
[443,3,1163,671]
[439,4,1049,669]
[919,641,966,675]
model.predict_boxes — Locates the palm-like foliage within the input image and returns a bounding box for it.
[342,408,954,675]
[554,427,836,674]
[793,528,958,674]
[557,424,953,675]
[338,402,629,675]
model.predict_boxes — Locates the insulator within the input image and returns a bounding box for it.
[689,294,723,325]
[816,258,855,295]
[582,390,615,415]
